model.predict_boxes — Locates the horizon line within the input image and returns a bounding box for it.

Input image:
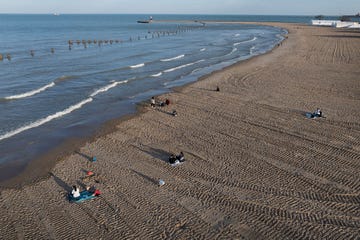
[0,13,346,17]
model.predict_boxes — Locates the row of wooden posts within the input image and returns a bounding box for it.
[0,49,55,61]
[1,25,205,61]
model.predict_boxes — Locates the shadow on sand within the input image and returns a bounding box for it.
[156,108,176,117]
[133,145,171,163]
[131,169,158,185]
[49,172,72,192]
[75,151,93,162]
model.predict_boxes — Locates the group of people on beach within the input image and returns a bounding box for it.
[150,96,177,116]
[150,96,170,108]
[150,97,186,164]
[69,160,101,201]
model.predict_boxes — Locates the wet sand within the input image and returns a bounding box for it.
[0,23,359,239]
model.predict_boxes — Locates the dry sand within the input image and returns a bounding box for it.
[0,23,359,239]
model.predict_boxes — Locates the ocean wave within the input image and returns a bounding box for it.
[0,98,93,141]
[233,36,258,46]
[130,63,145,69]
[4,82,56,100]
[151,72,162,77]
[250,46,256,54]
[200,48,206,52]
[225,47,237,56]
[164,60,204,73]
[235,33,241,37]
[160,54,185,62]
[90,80,128,97]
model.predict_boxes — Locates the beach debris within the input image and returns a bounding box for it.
[158,179,165,186]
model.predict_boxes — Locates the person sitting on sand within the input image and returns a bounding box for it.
[165,99,170,105]
[150,97,156,107]
[176,152,185,162]
[71,185,80,198]
[314,108,322,117]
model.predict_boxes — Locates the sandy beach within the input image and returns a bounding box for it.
[0,22,359,239]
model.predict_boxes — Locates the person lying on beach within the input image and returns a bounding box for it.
[172,110,177,116]
[71,185,80,198]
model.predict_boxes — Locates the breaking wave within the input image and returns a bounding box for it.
[90,80,128,97]
[163,60,205,73]
[151,72,162,77]
[160,54,185,62]
[4,82,56,100]
[233,36,258,46]
[130,63,145,69]
[0,98,93,141]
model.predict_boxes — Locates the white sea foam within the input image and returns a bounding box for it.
[200,48,206,52]
[233,37,258,46]
[250,46,256,54]
[151,72,162,77]
[235,33,241,37]
[160,54,185,62]
[90,80,128,97]
[130,63,145,68]
[225,47,237,56]
[245,36,257,43]
[5,82,56,100]
[164,60,204,73]
[0,98,93,141]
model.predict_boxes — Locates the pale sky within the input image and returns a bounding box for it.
[0,0,359,15]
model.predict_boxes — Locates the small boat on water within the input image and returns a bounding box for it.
[137,20,151,23]
[137,16,153,24]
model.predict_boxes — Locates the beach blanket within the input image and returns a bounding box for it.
[69,190,96,203]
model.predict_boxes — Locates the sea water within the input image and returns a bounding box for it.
[0,14,305,180]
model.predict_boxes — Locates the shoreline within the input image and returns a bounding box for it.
[0,21,289,189]
[1,21,359,239]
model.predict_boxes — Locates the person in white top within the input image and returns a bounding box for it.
[314,108,322,117]
[71,185,80,198]
[150,97,156,107]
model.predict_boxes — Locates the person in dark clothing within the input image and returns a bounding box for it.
[169,154,177,164]
[176,152,185,162]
